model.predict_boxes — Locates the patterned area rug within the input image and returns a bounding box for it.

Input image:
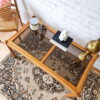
[0,53,68,100]
[0,53,100,100]
[0,31,100,100]
[82,71,100,100]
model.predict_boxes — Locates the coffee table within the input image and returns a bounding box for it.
[6,21,99,98]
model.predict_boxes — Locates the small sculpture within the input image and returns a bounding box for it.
[59,30,68,41]
[79,38,100,61]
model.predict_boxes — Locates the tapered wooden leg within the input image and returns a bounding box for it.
[19,36,22,42]
[7,46,17,58]
[5,41,16,58]
[14,0,23,26]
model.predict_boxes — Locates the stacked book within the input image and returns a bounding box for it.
[50,31,73,51]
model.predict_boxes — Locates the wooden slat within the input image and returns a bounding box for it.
[0,3,11,10]
[71,42,86,51]
[91,67,100,74]
[65,93,80,97]
[46,25,57,33]
[77,54,99,92]
[41,45,56,63]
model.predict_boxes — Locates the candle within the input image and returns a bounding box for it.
[30,18,39,30]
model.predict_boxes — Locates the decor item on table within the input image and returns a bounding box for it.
[37,24,47,40]
[29,17,39,30]
[30,17,47,41]
[50,31,73,51]
[59,30,68,41]
[79,38,100,61]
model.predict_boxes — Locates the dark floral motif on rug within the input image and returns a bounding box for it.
[0,31,100,100]
[0,54,67,100]
[0,56,30,100]
[0,53,100,100]
[82,71,100,100]
[32,67,64,93]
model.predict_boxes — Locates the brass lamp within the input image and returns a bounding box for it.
[79,38,100,61]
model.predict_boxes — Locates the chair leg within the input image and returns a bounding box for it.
[7,46,17,58]
[14,0,23,26]
[19,36,22,42]
[16,29,22,42]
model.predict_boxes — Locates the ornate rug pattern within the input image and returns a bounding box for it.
[0,53,68,100]
[0,53,100,100]
[0,31,100,100]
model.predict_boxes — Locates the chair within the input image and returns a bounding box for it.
[0,0,23,42]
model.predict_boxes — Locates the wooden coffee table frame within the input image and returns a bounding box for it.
[6,22,99,98]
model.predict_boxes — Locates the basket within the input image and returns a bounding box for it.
[0,1,11,21]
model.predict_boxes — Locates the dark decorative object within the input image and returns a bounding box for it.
[37,24,47,40]
[31,24,47,41]
[32,67,64,93]
[30,17,47,41]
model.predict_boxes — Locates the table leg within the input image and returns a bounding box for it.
[7,46,17,58]
[19,36,22,42]
[5,41,17,58]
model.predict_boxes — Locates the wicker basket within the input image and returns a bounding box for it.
[0,2,11,21]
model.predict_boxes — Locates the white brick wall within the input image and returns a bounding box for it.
[18,0,100,69]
